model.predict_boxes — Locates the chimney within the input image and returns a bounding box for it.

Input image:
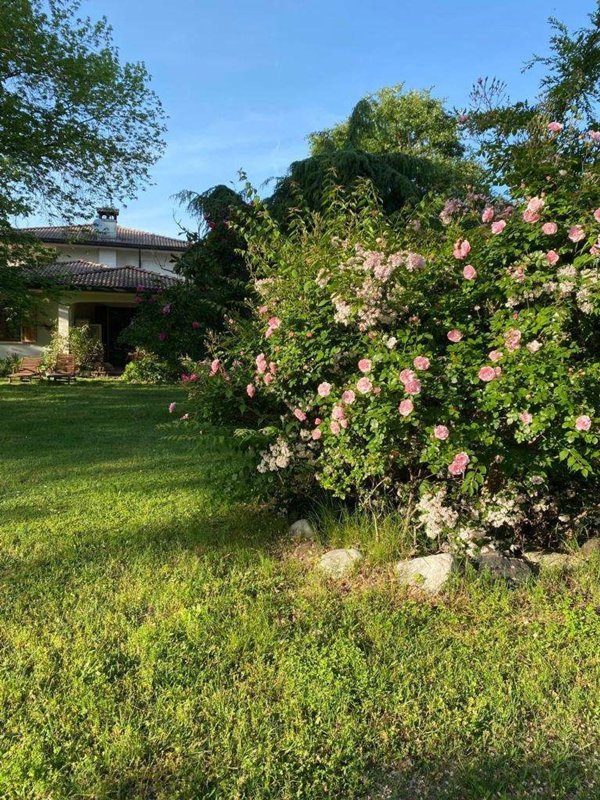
[93,207,119,238]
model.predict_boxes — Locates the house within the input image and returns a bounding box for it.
[1,208,187,366]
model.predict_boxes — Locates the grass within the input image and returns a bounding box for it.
[1,382,600,799]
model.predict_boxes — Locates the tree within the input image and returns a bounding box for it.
[269,85,484,218]
[0,0,166,325]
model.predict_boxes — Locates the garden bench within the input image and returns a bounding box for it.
[46,354,77,383]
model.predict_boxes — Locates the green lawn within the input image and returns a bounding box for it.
[1,382,600,799]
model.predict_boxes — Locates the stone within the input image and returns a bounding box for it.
[475,552,532,584]
[318,548,362,579]
[394,553,455,594]
[580,537,600,557]
[524,551,578,569]
[289,519,315,541]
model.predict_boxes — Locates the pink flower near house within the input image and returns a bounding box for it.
[575,415,592,432]
[255,353,267,373]
[568,225,585,242]
[263,373,273,385]
[404,379,422,395]
[434,425,449,440]
[258,305,268,315]
[522,210,540,224]
[447,329,463,343]
[209,359,220,376]
[331,404,346,421]
[453,238,471,259]
[463,264,477,280]
[479,366,497,382]
[342,390,356,404]
[180,414,190,421]
[158,332,167,341]
[330,420,341,435]
[448,452,470,476]
[548,121,563,133]
[505,328,522,351]
[495,366,502,377]
[594,209,600,223]
[542,222,558,235]
[406,252,426,271]
[546,250,560,266]
[527,196,545,214]
[246,384,255,398]
[192,321,201,329]
[590,130,600,142]
[293,408,307,422]
[317,382,332,397]
[526,340,542,353]
[413,356,430,370]
[356,377,373,394]
[358,358,372,373]
[168,402,176,414]
[489,350,503,362]
[311,428,322,440]
[398,399,414,417]
[399,368,416,384]
[491,220,507,234]
[161,303,172,314]
[267,316,281,330]
[269,362,277,375]
[519,412,533,425]
[482,207,494,223]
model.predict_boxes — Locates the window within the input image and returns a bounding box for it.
[0,311,36,343]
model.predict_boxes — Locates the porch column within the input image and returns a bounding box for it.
[57,303,71,341]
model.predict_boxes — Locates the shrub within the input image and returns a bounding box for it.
[187,122,600,549]
[0,353,20,377]
[121,350,176,384]
[42,323,103,370]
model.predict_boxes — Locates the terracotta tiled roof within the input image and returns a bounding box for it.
[21,224,187,251]
[33,261,180,291]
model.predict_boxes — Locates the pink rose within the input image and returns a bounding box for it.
[258,305,268,315]
[399,368,416,384]
[478,366,497,382]
[548,121,563,133]
[594,209,600,223]
[168,402,176,414]
[413,356,430,370]
[453,238,471,260]
[358,358,372,373]
[331,404,346,421]
[246,384,255,398]
[263,373,273,385]
[491,220,506,234]
[180,414,190,421]
[519,412,533,425]
[463,264,477,280]
[489,350,503,362]
[314,418,322,425]
[522,209,540,224]
[255,353,267,373]
[575,415,592,432]
[546,250,560,266]
[404,379,422,396]
[342,390,356,404]
[267,316,281,329]
[448,452,470,476]
[495,366,502,377]
[356,377,373,394]
[330,420,341,435]
[482,207,494,223]
[568,225,585,242]
[589,130,600,142]
[542,222,558,235]
[434,425,449,440]
[209,359,220,376]
[311,428,322,440]
[293,408,307,422]
[526,340,542,353]
[269,362,277,375]
[398,399,414,417]
[527,197,545,214]
[447,329,463,343]
[317,382,332,397]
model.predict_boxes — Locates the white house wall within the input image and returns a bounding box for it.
[52,243,179,275]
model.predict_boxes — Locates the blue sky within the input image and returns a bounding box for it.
[35,0,595,237]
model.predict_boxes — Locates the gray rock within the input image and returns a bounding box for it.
[395,553,455,594]
[289,519,315,541]
[318,548,362,579]
[475,552,532,584]
[524,551,578,569]
[581,537,600,557]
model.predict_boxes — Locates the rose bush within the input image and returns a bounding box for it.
[184,118,600,550]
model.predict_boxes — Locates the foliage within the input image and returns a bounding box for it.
[3,383,600,799]
[269,85,485,218]
[0,353,20,377]
[0,0,165,224]
[42,323,103,370]
[121,349,177,384]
